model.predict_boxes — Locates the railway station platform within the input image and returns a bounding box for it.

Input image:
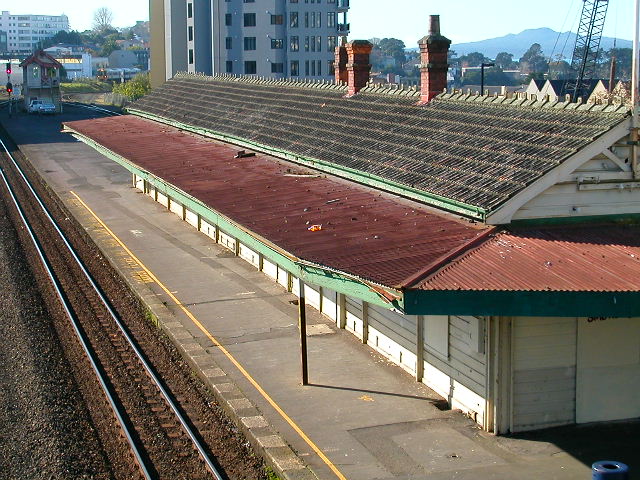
[1,106,639,480]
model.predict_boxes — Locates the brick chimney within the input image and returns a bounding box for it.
[418,15,451,103]
[345,40,373,96]
[334,41,348,85]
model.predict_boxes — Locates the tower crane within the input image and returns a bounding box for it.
[568,0,609,101]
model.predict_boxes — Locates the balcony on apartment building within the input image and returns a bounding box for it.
[337,0,349,12]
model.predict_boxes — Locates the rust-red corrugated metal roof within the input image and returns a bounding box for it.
[64,115,490,288]
[417,225,640,292]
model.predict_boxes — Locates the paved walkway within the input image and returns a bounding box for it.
[2,106,638,480]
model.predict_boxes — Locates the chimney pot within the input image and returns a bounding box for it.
[429,15,441,36]
[344,40,373,96]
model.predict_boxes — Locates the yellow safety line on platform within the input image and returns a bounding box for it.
[70,191,348,480]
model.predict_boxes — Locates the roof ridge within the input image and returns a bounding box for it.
[437,88,630,114]
[174,71,349,92]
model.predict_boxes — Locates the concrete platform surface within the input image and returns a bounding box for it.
[1,106,638,480]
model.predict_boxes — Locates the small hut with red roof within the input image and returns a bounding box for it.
[20,50,63,113]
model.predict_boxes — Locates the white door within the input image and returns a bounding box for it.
[576,318,640,423]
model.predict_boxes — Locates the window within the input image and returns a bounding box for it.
[243,0,255,2]
[290,60,299,76]
[310,35,315,52]
[244,61,257,74]
[311,60,316,76]
[327,35,337,51]
[317,60,321,75]
[244,13,256,27]
[188,26,193,41]
[289,12,298,27]
[244,36,256,50]
[271,62,284,73]
[226,60,233,73]
[304,12,309,28]
[271,38,283,49]
[187,2,193,18]
[327,12,336,28]
[225,14,232,26]
[328,60,334,76]
[225,37,232,49]
[316,36,321,52]
[311,12,316,28]
[305,60,309,76]
[317,11,322,28]
[290,0,298,2]
[270,15,284,25]
[188,49,193,64]
[290,36,299,51]
[304,36,310,51]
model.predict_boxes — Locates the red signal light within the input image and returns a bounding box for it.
[5,63,10,75]
[6,82,12,94]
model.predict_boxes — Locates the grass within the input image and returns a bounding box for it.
[265,467,281,480]
[61,80,112,94]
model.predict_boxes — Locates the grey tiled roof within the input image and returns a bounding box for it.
[131,73,629,213]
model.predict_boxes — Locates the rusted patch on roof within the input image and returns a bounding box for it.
[64,115,489,288]
[417,224,640,292]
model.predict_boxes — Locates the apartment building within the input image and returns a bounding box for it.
[151,0,349,87]
[0,11,69,54]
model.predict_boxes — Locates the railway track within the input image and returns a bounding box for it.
[0,111,266,479]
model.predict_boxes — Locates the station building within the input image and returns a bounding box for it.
[64,16,640,434]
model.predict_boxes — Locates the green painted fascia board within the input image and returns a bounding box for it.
[67,128,402,310]
[127,109,486,221]
[403,289,640,317]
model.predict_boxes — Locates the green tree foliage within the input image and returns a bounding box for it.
[458,51,491,67]
[100,34,121,57]
[519,43,548,75]
[495,52,514,69]
[42,30,86,48]
[112,72,150,100]
[378,38,406,66]
[462,67,515,86]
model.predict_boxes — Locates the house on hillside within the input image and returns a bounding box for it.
[20,50,63,113]
[63,16,640,435]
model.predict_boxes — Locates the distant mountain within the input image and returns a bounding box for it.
[451,27,632,60]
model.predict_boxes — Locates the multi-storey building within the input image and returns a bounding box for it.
[150,0,349,87]
[0,11,69,54]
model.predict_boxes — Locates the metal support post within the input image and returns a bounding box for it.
[298,277,308,385]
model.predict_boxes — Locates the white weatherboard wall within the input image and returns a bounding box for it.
[512,317,576,432]
[131,175,491,429]
[576,318,640,423]
[512,149,640,221]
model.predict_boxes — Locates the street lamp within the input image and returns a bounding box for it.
[480,62,495,96]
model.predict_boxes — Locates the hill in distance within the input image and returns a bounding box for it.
[450,27,632,59]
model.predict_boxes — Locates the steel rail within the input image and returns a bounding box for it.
[0,144,152,480]
[64,101,122,116]
[0,132,223,479]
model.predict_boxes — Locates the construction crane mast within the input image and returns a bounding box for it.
[568,0,609,101]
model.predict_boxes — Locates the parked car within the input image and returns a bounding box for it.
[28,99,56,114]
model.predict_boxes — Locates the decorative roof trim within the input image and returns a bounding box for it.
[172,72,631,113]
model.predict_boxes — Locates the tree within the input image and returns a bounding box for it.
[100,35,121,57]
[458,51,490,67]
[519,43,548,75]
[378,38,406,66]
[495,52,514,70]
[93,7,114,33]
[112,72,151,100]
[462,67,514,86]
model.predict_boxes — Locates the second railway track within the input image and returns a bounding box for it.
[0,114,268,479]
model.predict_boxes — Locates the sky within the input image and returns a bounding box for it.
[8,0,637,45]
